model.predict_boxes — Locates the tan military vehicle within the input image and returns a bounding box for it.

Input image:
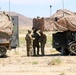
[0,12,13,56]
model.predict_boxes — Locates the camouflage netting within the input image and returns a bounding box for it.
[33,17,57,31]
[33,17,44,31]
[33,9,76,31]
[0,13,13,36]
[50,9,76,31]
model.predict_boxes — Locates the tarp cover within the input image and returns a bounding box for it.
[33,17,44,31]
[50,9,76,31]
[0,14,13,36]
[33,9,76,31]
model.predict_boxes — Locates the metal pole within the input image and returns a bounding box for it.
[0,7,1,11]
[9,0,10,16]
[0,7,1,14]
[62,0,64,17]
[50,5,52,17]
[62,0,64,10]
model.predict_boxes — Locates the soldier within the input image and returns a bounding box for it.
[25,30,33,56]
[32,29,40,56]
[39,31,47,55]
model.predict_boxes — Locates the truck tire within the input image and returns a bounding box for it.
[0,46,7,57]
[69,43,76,54]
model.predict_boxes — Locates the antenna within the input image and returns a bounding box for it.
[9,0,10,16]
[0,7,1,11]
[50,5,52,17]
[62,0,64,17]
[62,0,64,10]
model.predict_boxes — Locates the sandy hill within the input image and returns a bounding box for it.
[0,11,33,28]
[10,12,33,26]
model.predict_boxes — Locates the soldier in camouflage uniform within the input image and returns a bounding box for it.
[25,30,33,56]
[32,29,40,56]
[39,31,47,55]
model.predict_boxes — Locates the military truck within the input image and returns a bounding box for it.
[51,9,76,55]
[33,9,76,55]
[0,13,19,57]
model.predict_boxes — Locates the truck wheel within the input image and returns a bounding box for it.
[0,46,7,57]
[69,43,76,54]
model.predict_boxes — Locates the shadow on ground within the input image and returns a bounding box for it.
[0,55,9,58]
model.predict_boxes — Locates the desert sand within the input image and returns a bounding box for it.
[0,45,76,75]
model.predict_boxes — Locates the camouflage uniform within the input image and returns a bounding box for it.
[32,30,40,56]
[39,31,47,55]
[25,30,33,56]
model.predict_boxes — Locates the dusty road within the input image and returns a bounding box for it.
[0,46,76,75]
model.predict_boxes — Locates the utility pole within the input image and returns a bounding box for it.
[50,5,52,17]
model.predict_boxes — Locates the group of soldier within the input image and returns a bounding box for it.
[25,27,47,56]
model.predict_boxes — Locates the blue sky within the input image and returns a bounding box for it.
[0,0,76,18]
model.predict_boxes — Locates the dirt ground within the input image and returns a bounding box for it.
[0,45,76,75]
